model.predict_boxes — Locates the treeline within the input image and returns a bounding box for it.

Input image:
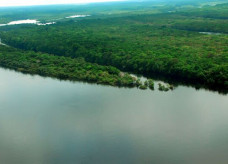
[179,3,228,19]
[0,3,227,92]
[0,46,140,87]
[173,18,228,33]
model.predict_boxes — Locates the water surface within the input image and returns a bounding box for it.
[0,19,56,26]
[0,68,227,164]
[199,32,223,35]
[66,15,91,18]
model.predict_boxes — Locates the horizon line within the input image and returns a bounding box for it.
[0,0,129,8]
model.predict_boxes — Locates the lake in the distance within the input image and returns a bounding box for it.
[0,67,228,164]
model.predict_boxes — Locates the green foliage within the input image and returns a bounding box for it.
[0,2,227,92]
[139,84,148,90]
[148,79,155,90]
[168,84,175,90]
[0,46,138,87]
[135,78,142,87]
[158,83,169,92]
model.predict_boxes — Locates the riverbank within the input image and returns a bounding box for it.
[0,45,227,94]
[0,63,227,164]
[0,46,141,88]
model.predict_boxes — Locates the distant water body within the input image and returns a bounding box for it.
[0,67,227,164]
[199,31,223,35]
[0,14,91,27]
[65,14,91,18]
[0,19,56,26]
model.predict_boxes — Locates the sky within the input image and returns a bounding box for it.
[0,0,126,7]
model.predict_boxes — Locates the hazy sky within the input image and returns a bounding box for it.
[0,0,125,7]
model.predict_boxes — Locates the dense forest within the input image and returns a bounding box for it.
[0,0,227,93]
[0,46,144,88]
[1,0,225,23]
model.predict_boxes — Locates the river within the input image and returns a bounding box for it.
[0,67,227,164]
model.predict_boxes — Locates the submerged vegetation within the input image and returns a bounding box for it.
[148,79,155,90]
[138,79,155,90]
[0,0,227,93]
[158,83,170,92]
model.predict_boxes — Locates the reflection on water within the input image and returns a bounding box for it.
[0,68,228,164]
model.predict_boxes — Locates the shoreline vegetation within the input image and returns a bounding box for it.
[0,46,136,88]
[0,45,225,93]
[0,2,227,94]
[0,46,157,90]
